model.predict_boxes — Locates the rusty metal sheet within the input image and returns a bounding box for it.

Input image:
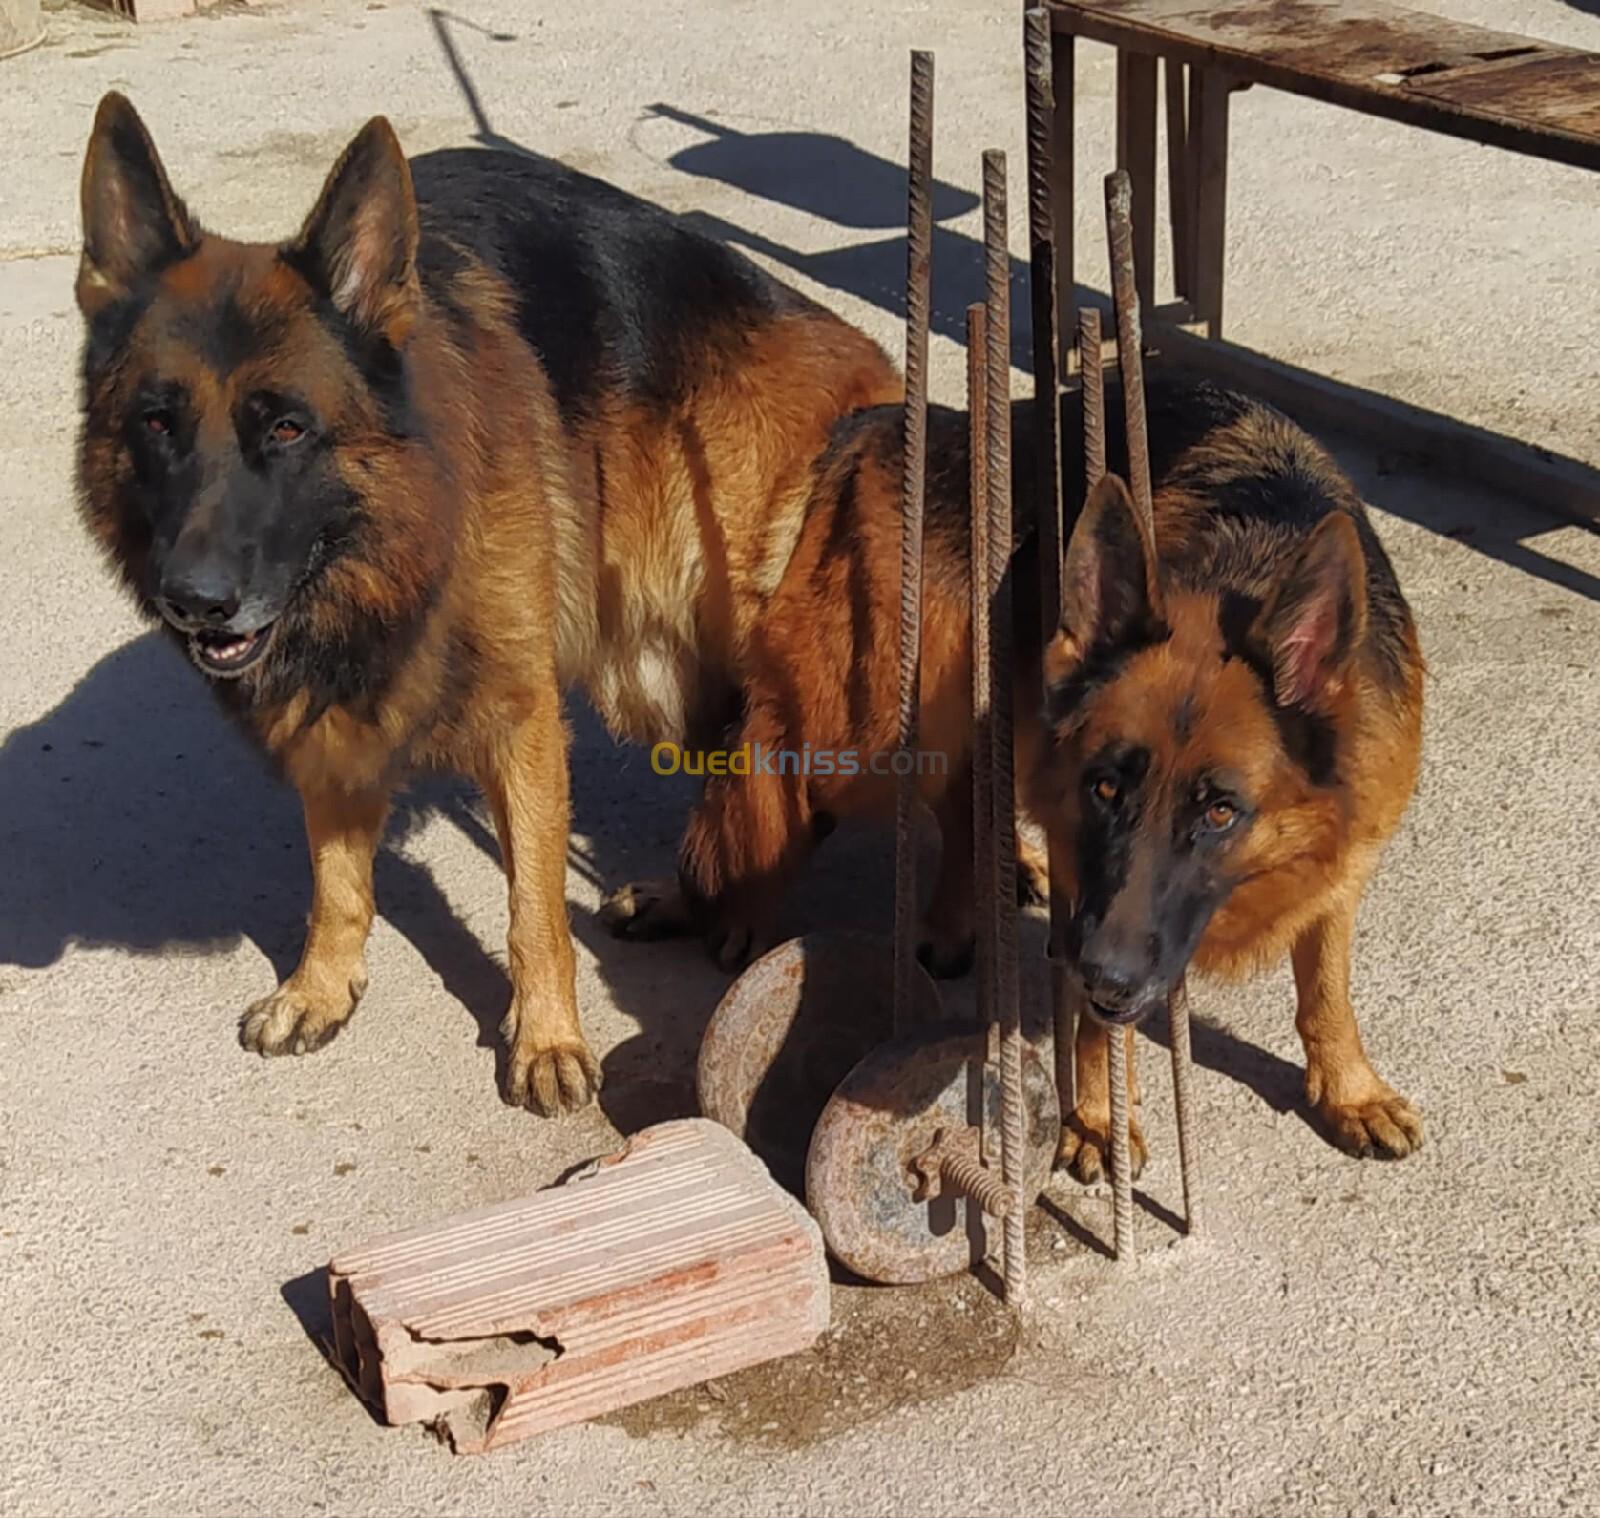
[1045,0,1600,172]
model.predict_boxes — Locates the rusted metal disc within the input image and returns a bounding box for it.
[804,1027,1060,1285]
[697,931,944,1194]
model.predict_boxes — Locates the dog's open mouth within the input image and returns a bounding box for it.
[1087,997,1155,1029]
[190,622,275,678]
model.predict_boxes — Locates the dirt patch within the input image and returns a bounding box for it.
[605,1268,1020,1452]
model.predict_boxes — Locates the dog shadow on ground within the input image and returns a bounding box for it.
[0,624,915,1142]
[0,631,525,1087]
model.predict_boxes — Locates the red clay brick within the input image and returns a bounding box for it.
[328,1119,829,1452]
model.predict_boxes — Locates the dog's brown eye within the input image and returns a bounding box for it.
[144,411,172,436]
[272,418,306,445]
[1206,800,1237,830]
[1093,777,1119,805]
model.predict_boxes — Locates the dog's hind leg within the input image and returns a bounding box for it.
[1293,889,1423,1158]
[240,783,389,1056]
[483,693,602,1117]
[676,702,820,975]
[600,876,696,941]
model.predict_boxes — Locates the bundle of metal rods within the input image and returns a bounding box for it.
[894,17,1204,1295]
[1022,7,1204,1263]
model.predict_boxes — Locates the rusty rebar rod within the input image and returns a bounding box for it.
[1080,307,1105,493]
[967,303,996,1063]
[982,148,1027,1311]
[1169,978,1202,1235]
[893,50,935,1039]
[1045,302,1108,1126]
[1024,7,1063,636]
[1105,167,1202,1245]
[1106,1027,1137,1265]
[943,1149,1014,1219]
[1102,171,1145,1265]
[911,1127,1013,1218]
[1024,4,1078,1155]
[1104,169,1153,525]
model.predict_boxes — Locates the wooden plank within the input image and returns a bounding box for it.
[1044,0,1600,172]
[1411,54,1600,139]
[1115,50,1158,312]
[1149,322,1600,524]
[1188,68,1229,339]
[1164,58,1192,302]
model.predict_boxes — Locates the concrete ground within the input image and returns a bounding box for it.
[3,0,1598,1513]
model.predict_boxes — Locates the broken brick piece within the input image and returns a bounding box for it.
[328,1119,829,1452]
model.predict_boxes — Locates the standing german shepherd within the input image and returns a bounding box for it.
[73,95,898,1114]
[1028,385,1425,1173]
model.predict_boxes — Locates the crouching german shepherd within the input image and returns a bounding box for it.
[1028,385,1425,1173]
[626,382,1424,1167]
[73,95,898,1114]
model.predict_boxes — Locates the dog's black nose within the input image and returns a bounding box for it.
[1078,954,1144,1010]
[159,564,242,628]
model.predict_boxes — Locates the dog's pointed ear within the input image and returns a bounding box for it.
[1253,511,1369,714]
[288,117,419,338]
[77,94,198,318]
[1059,471,1165,655]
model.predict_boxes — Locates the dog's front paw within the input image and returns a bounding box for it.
[1306,1060,1424,1158]
[1312,1083,1424,1159]
[239,974,365,1056]
[505,1028,602,1116]
[599,878,693,941]
[1057,1102,1149,1185]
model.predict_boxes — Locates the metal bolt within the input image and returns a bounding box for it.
[909,1128,1013,1218]
[940,1149,1014,1218]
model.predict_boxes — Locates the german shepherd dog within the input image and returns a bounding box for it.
[600,399,1049,974]
[73,95,898,1115]
[624,383,1424,1169]
[1031,385,1425,1174]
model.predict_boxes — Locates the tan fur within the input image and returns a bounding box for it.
[1026,423,1426,1175]
[603,403,1048,975]
[75,99,901,1114]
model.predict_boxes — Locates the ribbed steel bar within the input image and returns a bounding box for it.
[893,50,935,1038]
[982,149,1027,1310]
